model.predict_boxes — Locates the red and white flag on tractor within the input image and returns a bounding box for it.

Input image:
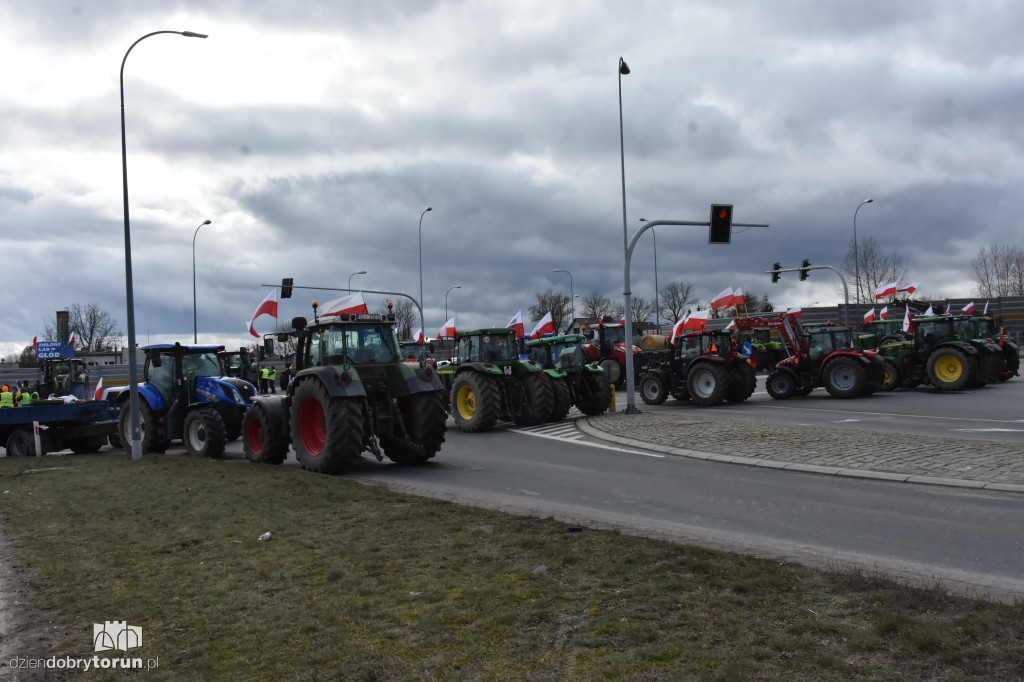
[320,292,369,318]
[983,301,990,315]
[863,308,875,324]
[875,282,898,299]
[924,305,935,316]
[67,330,77,347]
[93,377,104,401]
[438,317,457,339]
[682,309,709,331]
[732,287,745,308]
[879,306,889,320]
[529,312,554,339]
[962,301,975,314]
[903,307,914,334]
[897,282,919,294]
[724,319,736,331]
[412,328,425,343]
[787,307,802,317]
[246,290,279,338]
[710,287,735,311]
[506,310,525,338]
[944,303,952,315]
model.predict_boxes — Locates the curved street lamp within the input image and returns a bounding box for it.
[191,219,212,344]
[853,198,874,307]
[121,29,208,461]
[553,269,574,332]
[417,206,432,335]
[348,270,367,290]
[445,285,461,325]
[618,57,630,255]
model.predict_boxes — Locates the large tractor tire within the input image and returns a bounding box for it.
[880,358,901,391]
[639,373,668,405]
[513,372,554,426]
[384,391,448,464]
[5,430,34,457]
[242,402,289,465]
[290,379,365,474]
[575,371,612,415]
[451,372,501,433]
[766,369,796,400]
[726,362,757,403]
[600,358,624,390]
[823,356,867,398]
[547,378,573,422]
[118,401,167,455]
[926,347,974,391]
[183,406,228,458]
[687,363,729,406]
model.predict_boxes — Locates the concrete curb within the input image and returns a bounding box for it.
[576,416,1024,494]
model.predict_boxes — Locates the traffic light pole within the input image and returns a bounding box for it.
[765,264,850,325]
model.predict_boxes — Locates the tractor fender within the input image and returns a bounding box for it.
[937,341,978,356]
[292,366,368,399]
[115,383,165,411]
[399,362,447,395]
[457,362,507,377]
[770,364,800,384]
[250,394,289,430]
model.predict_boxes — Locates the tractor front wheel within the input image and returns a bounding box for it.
[766,370,796,400]
[880,358,901,391]
[183,407,227,458]
[575,371,612,415]
[514,372,554,426]
[386,391,448,464]
[548,378,573,422]
[118,401,167,454]
[639,373,668,405]
[242,402,288,464]
[687,363,728,406]
[726,362,757,403]
[451,373,501,432]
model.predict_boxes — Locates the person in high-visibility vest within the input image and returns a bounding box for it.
[0,386,14,408]
[259,366,270,395]
[17,384,34,407]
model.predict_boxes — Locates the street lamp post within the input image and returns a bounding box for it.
[618,57,630,255]
[553,269,574,332]
[348,270,367,290]
[853,198,874,309]
[445,285,461,325]
[417,206,432,337]
[191,219,212,344]
[121,29,207,461]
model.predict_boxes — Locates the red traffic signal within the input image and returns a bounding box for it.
[709,204,733,244]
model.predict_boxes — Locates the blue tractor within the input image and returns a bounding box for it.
[116,343,257,457]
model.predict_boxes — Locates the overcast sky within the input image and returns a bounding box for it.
[3,0,1023,357]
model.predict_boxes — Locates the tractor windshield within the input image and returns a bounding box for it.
[328,323,400,365]
[602,326,626,346]
[182,352,223,378]
[458,333,518,363]
[550,340,586,369]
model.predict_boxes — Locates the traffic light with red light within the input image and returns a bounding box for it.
[709,204,733,244]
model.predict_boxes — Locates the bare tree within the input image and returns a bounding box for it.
[579,292,615,320]
[843,236,909,303]
[45,302,122,352]
[659,281,696,324]
[529,288,571,335]
[971,244,1024,297]
[377,298,416,340]
[628,296,655,325]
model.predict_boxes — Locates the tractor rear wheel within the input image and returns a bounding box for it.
[600,358,624,390]
[575,372,612,415]
[926,347,974,391]
[880,358,901,391]
[547,378,573,422]
[290,379,365,474]
[766,370,796,400]
[385,391,448,464]
[242,402,288,464]
[118,401,167,454]
[726,362,757,403]
[451,373,501,432]
[514,372,554,426]
[183,407,227,458]
[639,373,668,405]
[823,356,867,398]
[687,363,728,406]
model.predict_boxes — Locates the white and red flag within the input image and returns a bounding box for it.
[875,282,898,299]
[787,306,803,317]
[879,306,889,320]
[67,330,77,347]
[710,287,735,311]
[863,308,875,324]
[924,305,935,316]
[438,317,457,339]
[412,328,425,343]
[32,335,37,349]
[902,307,914,334]
[732,287,745,308]
[724,319,737,331]
[246,290,279,338]
[897,282,919,294]
[506,310,525,338]
[682,309,710,331]
[320,292,368,318]
[670,316,689,343]
[944,303,952,315]
[962,301,975,314]
[529,312,554,339]
[93,377,104,401]
[983,301,990,315]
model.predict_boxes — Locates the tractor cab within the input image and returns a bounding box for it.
[41,358,90,399]
[455,330,519,364]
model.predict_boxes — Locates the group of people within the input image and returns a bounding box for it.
[0,383,39,408]
[252,365,278,395]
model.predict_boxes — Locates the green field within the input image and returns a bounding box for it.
[1,454,1021,681]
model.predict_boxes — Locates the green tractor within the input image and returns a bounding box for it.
[733,326,786,373]
[877,315,1002,391]
[969,315,1019,381]
[436,328,554,432]
[858,319,912,350]
[242,310,448,474]
[525,333,613,418]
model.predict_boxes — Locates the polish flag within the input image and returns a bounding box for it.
[93,377,104,401]
[732,287,745,308]
[787,307,802,317]
[320,292,368,318]
[682,309,709,330]
[438,317,457,339]
[903,307,914,334]
[863,308,875,324]
[724,319,736,331]
[924,305,934,316]
[983,301,990,315]
[897,282,920,294]
[506,310,525,338]
[529,312,554,339]
[710,287,735,311]
[246,290,279,338]
[32,335,37,349]
[875,282,898,299]
[67,330,77,346]
[944,303,951,315]
[962,301,975,314]
[879,306,889,320]
[670,315,689,343]
[412,328,425,343]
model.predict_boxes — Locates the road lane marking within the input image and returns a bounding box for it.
[509,424,665,458]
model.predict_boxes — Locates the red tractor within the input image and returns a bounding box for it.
[638,329,757,406]
[581,319,642,389]
[733,314,885,399]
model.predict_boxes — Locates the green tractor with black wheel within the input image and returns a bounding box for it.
[858,318,913,350]
[436,328,554,433]
[969,314,1019,381]
[241,309,448,475]
[525,333,613,419]
[876,315,1001,391]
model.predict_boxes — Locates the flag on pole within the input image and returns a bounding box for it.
[32,335,37,349]
[246,290,279,338]
[67,330,77,346]
[320,292,369,318]
[879,306,889,320]
[724,319,736,331]
[944,303,951,315]
[875,282,898,299]
[412,328,425,343]
[438,317,457,339]
[670,315,689,343]
[863,308,875,324]
[93,377,104,401]
[681,309,709,330]
[924,305,934,316]
[506,310,525,338]
[962,301,975,314]
[710,287,735,311]
[732,287,745,308]
[983,300,990,315]
[902,307,914,334]
[787,306,803,317]
[529,312,554,339]
[897,282,920,294]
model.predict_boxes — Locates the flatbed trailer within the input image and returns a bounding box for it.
[0,400,119,457]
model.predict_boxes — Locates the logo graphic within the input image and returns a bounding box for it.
[93,621,143,652]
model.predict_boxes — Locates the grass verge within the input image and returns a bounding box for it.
[0,454,1021,681]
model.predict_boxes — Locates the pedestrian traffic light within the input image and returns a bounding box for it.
[281,277,293,299]
[771,262,781,284]
[800,259,811,281]
[708,204,733,244]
